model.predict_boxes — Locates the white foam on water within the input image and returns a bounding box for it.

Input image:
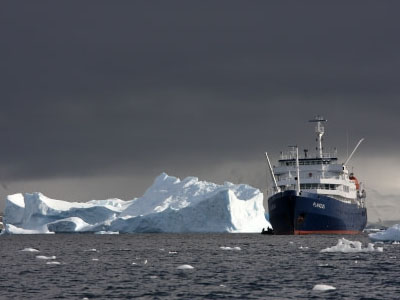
[312,284,336,291]
[91,258,99,261]
[299,246,309,250]
[36,255,56,260]
[84,249,97,252]
[169,251,178,254]
[177,264,194,270]
[149,275,158,279]
[46,261,61,265]
[21,248,40,252]
[131,262,137,265]
[320,238,383,253]
[143,259,148,265]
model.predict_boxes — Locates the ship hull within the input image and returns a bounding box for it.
[267,190,367,235]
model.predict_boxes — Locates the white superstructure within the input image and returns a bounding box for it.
[266,116,366,207]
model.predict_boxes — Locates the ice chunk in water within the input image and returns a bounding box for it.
[220,246,241,251]
[46,261,61,265]
[21,248,40,252]
[36,255,56,260]
[177,264,194,269]
[313,284,336,291]
[320,238,383,253]
[369,224,400,242]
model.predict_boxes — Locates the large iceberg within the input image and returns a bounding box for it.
[3,173,271,234]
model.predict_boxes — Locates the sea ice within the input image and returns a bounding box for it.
[312,284,336,291]
[369,224,400,242]
[4,173,271,234]
[21,248,40,252]
[177,264,194,269]
[46,261,61,265]
[320,238,383,253]
[36,255,56,260]
[220,246,241,251]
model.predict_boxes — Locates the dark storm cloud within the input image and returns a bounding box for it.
[1,1,400,183]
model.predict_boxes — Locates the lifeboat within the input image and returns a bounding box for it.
[349,173,360,190]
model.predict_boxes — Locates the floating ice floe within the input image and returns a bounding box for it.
[369,224,400,242]
[4,173,271,234]
[177,264,194,270]
[21,247,40,252]
[46,261,61,265]
[312,284,336,291]
[320,238,383,253]
[219,246,241,251]
[36,255,56,260]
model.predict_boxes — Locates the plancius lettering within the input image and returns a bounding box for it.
[313,202,325,209]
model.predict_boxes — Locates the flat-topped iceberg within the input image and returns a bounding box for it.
[3,173,271,234]
[369,224,400,242]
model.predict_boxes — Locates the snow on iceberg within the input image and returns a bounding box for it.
[369,224,400,242]
[320,238,383,253]
[4,173,271,234]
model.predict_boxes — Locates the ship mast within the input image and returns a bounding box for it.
[309,116,327,158]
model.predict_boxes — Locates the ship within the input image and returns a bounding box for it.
[265,116,367,235]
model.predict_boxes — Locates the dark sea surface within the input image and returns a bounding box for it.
[0,233,399,299]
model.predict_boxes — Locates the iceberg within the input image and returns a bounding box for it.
[369,224,400,242]
[320,238,383,253]
[3,173,271,234]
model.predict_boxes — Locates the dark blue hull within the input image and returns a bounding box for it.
[268,191,367,235]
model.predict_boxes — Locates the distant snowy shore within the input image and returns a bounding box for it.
[3,173,271,234]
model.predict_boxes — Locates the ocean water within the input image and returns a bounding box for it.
[0,233,399,299]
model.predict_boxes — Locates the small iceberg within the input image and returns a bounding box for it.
[177,264,194,270]
[312,284,336,291]
[21,248,40,252]
[369,224,400,242]
[320,238,383,253]
[36,255,56,260]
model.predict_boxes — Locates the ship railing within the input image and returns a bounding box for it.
[277,175,346,182]
[280,151,337,160]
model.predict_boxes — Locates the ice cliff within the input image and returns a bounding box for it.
[3,173,271,234]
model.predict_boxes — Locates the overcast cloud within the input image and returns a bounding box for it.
[1,1,399,220]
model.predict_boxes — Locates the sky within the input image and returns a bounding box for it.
[1,1,400,221]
